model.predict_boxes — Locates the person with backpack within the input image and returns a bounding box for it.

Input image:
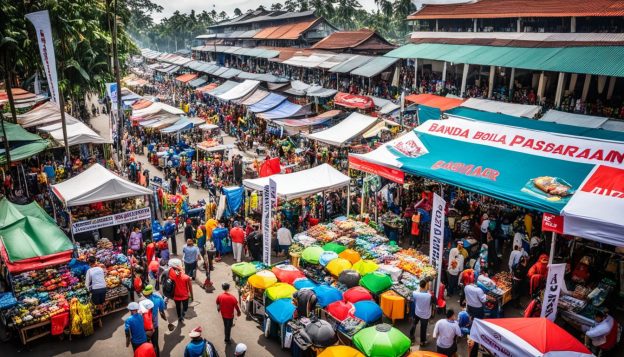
[141,285,166,357]
[163,259,193,322]
[184,327,218,357]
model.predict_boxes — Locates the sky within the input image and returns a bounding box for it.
[150,0,379,22]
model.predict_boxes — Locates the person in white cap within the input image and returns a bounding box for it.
[125,302,148,351]
[234,343,247,356]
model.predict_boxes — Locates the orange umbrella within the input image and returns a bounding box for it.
[319,345,365,357]
[407,352,446,357]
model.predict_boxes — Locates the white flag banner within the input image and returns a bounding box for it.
[541,263,566,321]
[26,10,59,105]
[262,179,277,265]
[429,193,446,297]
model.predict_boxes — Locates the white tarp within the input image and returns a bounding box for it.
[540,110,609,129]
[602,120,624,132]
[38,120,110,146]
[131,102,184,119]
[282,54,335,68]
[460,98,541,118]
[217,80,260,101]
[243,163,350,200]
[198,123,219,131]
[51,163,152,207]
[307,112,378,147]
[17,102,78,128]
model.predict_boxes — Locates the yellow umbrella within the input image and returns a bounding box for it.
[265,282,297,301]
[248,270,278,289]
[319,345,365,357]
[326,258,353,276]
[353,259,379,276]
[339,249,361,264]
[406,352,447,357]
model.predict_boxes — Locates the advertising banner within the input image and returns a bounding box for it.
[262,179,277,265]
[26,10,59,105]
[72,207,151,234]
[541,263,567,321]
[429,193,446,297]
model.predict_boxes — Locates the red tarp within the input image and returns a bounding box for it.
[349,155,405,184]
[196,83,219,93]
[175,73,198,83]
[259,158,282,177]
[0,244,72,273]
[334,92,375,110]
[405,93,465,111]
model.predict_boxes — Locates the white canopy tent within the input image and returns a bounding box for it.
[51,164,152,207]
[217,80,260,101]
[16,102,75,128]
[38,120,110,146]
[460,98,541,118]
[307,112,378,147]
[540,110,609,128]
[131,102,184,120]
[242,163,350,201]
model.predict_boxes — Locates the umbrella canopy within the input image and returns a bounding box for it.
[326,300,354,322]
[470,318,592,357]
[323,242,346,254]
[293,278,318,290]
[265,282,297,301]
[353,260,379,276]
[272,264,305,285]
[301,246,324,264]
[266,298,296,325]
[304,319,337,347]
[319,251,339,266]
[319,346,365,357]
[406,352,447,357]
[353,323,411,357]
[248,270,277,289]
[360,272,393,295]
[353,300,383,323]
[339,270,362,288]
[344,286,373,303]
[339,249,362,264]
[231,262,257,278]
[326,258,352,276]
[313,285,343,307]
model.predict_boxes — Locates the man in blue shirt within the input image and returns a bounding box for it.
[142,285,166,357]
[125,302,147,351]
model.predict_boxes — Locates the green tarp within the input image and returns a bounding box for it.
[351,57,399,78]
[0,198,73,262]
[0,120,49,164]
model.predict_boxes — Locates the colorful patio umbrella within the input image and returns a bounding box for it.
[344,286,373,304]
[319,345,365,357]
[406,352,446,357]
[360,272,393,295]
[319,251,339,266]
[353,323,411,357]
[272,264,305,285]
[353,300,383,324]
[266,298,296,325]
[323,242,346,254]
[326,258,352,276]
[313,285,343,307]
[265,282,297,301]
[339,248,361,264]
[305,319,337,347]
[247,270,277,289]
[353,259,379,276]
[301,246,324,264]
[293,278,317,290]
[470,318,592,357]
[339,270,361,288]
[231,262,257,278]
[326,300,354,322]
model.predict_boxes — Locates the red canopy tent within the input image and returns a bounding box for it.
[470,318,592,357]
[404,93,465,111]
[326,300,354,322]
[343,286,374,304]
[334,92,375,110]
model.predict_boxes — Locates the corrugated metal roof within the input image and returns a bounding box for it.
[210,10,316,28]
[350,56,399,78]
[281,19,319,40]
[407,0,624,19]
[254,26,280,39]
[313,30,375,49]
[239,29,260,38]
[219,68,242,79]
[329,55,374,73]
[223,46,241,54]
[386,43,624,77]
[410,31,624,47]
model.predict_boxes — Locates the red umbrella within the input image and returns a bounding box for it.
[344,286,373,304]
[272,264,305,285]
[326,300,354,322]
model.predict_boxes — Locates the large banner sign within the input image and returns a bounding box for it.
[72,207,151,234]
[26,10,59,105]
[541,263,566,321]
[417,117,624,167]
[262,179,277,265]
[429,193,446,297]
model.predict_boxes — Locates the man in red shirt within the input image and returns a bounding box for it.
[216,283,240,344]
[168,263,193,322]
[229,222,245,263]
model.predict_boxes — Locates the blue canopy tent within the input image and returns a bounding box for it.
[160,117,192,133]
[248,93,286,113]
[265,298,296,348]
[222,186,244,218]
[353,300,383,324]
[257,101,304,120]
[293,278,318,290]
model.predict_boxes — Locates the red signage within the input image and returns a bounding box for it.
[349,155,404,184]
[542,213,564,234]
[580,165,624,199]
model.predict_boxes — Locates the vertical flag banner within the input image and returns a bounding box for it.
[429,193,446,297]
[26,10,59,105]
[541,263,566,321]
[262,179,277,265]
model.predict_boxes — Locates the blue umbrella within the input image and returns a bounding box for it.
[319,251,339,266]
[293,278,317,290]
[353,300,383,324]
[266,299,296,325]
[313,285,343,307]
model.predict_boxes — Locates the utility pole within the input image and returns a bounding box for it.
[58,89,71,163]
[112,0,124,165]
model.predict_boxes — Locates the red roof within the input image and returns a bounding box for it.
[175,73,197,83]
[313,29,375,49]
[253,19,319,40]
[407,0,624,19]
[405,94,464,111]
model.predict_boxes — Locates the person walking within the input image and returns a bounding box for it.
[276,225,293,257]
[216,282,241,344]
[511,256,529,308]
[167,260,193,322]
[184,219,196,242]
[184,327,218,357]
[230,222,245,263]
[125,302,148,351]
[85,256,107,316]
[163,217,177,255]
[247,224,263,262]
[134,342,157,357]
[182,239,201,280]
[409,280,432,346]
[447,243,464,297]
[433,309,462,357]
[141,285,166,357]
[464,281,487,319]
[129,227,143,255]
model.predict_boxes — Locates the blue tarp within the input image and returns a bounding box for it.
[266,299,296,325]
[313,285,343,307]
[222,186,244,218]
[293,278,317,290]
[258,101,303,120]
[212,227,232,254]
[418,105,442,123]
[353,300,382,323]
[160,118,192,133]
[248,93,287,113]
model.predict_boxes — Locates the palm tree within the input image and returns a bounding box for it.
[233,8,243,17]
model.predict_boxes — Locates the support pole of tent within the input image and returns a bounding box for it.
[548,231,557,265]
[460,64,469,97]
[244,188,248,219]
[346,184,351,217]
[414,58,418,90]
[554,72,565,108]
[487,66,495,99]
[607,77,616,100]
[68,209,76,244]
[360,176,366,218]
[582,74,592,101]
[509,68,515,91]
[441,61,447,82]
[322,190,326,222]
[569,73,578,92]
[537,71,546,103]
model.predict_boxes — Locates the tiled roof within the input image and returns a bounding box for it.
[407,0,624,19]
[253,19,319,40]
[312,30,376,49]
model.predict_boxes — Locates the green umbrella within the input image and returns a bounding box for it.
[353,323,411,357]
[323,242,346,254]
[301,246,324,264]
[359,272,393,294]
[231,262,257,278]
